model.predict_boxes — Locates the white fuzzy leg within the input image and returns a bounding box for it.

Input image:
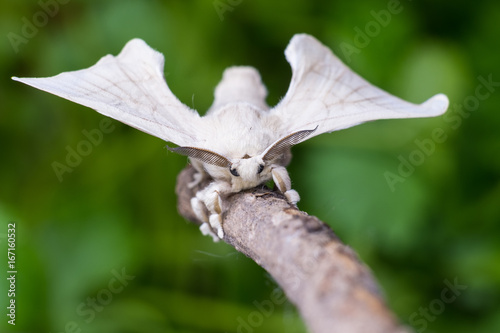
[199,223,219,242]
[193,181,232,240]
[271,166,300,204]
[191,197,219,242]
[188,159,219,240]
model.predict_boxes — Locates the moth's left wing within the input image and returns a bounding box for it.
[270,34,449,139]
[13,39,203,147]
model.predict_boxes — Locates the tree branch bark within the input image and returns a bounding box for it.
[176,165,412,333]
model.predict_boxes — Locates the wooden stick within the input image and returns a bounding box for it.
[176,166,412,333]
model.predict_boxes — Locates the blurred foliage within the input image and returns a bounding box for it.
[1,0,499,332]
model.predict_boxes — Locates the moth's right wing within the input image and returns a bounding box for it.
[13,39,203,147]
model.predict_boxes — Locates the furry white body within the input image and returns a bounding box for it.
[188,81,301,240]
[13,34,449,241]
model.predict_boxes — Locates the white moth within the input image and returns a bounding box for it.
[13,34,449,241]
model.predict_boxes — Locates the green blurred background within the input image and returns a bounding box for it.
[1,0,499,332]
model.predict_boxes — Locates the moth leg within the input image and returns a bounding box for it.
[199,222,220,242]
[191,196,208,222]
[188,159,208,189]
[191,196,219,242]
[194,181,231,240]
[271,166,300,204]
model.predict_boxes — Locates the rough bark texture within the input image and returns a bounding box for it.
[176,165,412,333]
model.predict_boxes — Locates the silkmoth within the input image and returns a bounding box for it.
[13,34,449,241]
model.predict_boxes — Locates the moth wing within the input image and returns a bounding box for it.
[13,39,203,147]
[270,34,449,140]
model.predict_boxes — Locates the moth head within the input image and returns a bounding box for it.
[168,145,267,184]
[229,155,267,183]
[167,127,317,186]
